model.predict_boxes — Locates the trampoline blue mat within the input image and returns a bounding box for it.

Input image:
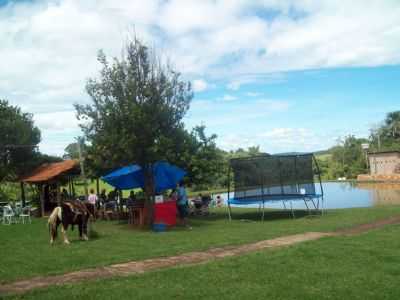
[228,194,322,205]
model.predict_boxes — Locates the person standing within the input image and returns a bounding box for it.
[177,181,191,229]
[87,188,98,219]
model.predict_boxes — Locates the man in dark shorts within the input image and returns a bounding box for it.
[177,181,191,229]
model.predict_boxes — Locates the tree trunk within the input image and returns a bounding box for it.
[143,164,155,226]
[96,178,100,195]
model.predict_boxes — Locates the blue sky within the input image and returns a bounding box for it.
[186,66,400,153]
[0,0,399,155]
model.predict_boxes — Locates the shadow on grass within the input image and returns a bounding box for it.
[93,208,321,232]
[189,208,320,226]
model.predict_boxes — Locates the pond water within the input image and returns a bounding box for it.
[216,182,400,210]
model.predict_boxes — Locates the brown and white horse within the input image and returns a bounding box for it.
[48,201,94,244]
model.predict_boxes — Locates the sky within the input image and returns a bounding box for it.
[0,0,399,156]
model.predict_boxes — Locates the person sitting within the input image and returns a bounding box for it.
[169,189,178,202]
[98,189,106,208]
[200,194,211,215]
[193,194,203,212]
[216,195,223,207]
[126,191,136,207]
[104,191,117,220]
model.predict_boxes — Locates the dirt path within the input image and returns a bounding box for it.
[1,216,400,296]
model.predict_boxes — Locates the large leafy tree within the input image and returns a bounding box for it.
[328,135,368,179]
[75,38,193,220]
[0,99,41,182]
[370,111,400,151]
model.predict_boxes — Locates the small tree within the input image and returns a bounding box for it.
[75,38,193,223]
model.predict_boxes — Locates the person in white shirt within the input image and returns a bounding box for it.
[87,189,98,219]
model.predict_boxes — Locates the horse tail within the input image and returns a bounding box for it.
[48,207,62,238]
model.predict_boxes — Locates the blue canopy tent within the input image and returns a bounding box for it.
[101,161,186,193]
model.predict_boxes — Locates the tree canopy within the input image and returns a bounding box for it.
[75,38,193,196]
[370,110,400,151]
[0,99,41,182]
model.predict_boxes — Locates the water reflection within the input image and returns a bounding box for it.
[217,182,400,210]
[357,183,400,206]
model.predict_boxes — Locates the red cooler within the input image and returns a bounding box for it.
[154,200,177,226]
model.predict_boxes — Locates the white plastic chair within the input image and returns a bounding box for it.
[2,205,16,225]
[19,206,32,224]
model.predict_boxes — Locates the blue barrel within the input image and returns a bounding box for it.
[153,223,166,232]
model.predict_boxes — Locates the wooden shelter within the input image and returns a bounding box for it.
[20,160,81,216]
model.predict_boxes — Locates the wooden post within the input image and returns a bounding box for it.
[40,184,45,217]
[68,176,72,198]
[77,138,88,200]
[20,182,26,207]
[71,178,76,198]
[56,181,61,206]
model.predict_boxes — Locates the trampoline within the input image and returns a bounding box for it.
[227,153,324,220]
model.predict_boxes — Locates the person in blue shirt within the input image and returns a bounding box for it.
[177,181,191,229]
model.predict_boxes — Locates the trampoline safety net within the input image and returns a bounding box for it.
[230,153,319,201]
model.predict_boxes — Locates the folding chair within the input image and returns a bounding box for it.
[2,205,16,225]
[19,206,32,224]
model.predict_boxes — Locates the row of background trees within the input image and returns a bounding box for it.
[317,111,400,180]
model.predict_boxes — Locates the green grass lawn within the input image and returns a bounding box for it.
[6,218,400,299]
[2,206,400,285]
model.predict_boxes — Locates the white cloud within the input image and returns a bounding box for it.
[192,79,208,92]
[1,0,400,154]
[218,127,334,154]
[185,98,290,128]
[219,94,237,102]
[246,92,262,97]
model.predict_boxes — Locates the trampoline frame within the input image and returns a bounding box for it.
[227,153,324,221]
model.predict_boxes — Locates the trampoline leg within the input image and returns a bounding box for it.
[282,201,287,210]
[261,201,265,222]
[290,201,295,218]
[227,202,232,221]
[310,198,318,214]
[303,198,310,215]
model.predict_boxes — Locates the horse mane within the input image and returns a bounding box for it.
[48,206,62,239]
[48,206,62,224]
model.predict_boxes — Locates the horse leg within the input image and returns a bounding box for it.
[61,225,70,244]
[50,225,56,245]
[80,217,89,241]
